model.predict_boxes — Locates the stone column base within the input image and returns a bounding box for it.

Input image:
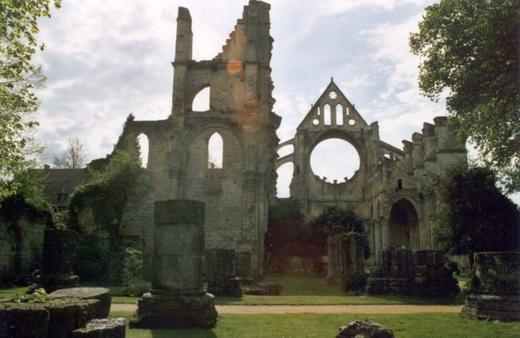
[130,290,218,329]
[461,294,520,322]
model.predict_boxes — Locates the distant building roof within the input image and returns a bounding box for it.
[34,166,87,208]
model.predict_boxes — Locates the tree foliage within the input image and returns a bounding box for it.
[310,206,370,259]
[53,138,87,169]
[69,149,150,235]
[410,0,520,193]
[0,0,61,198]
[437,167,520,264]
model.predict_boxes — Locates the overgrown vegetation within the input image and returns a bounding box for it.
[266,202,370,273]
[68,149,150,283]
[310,206,370,259]
[437,166,520,267]
[0,170,52,284]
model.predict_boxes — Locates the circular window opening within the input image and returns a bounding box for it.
[329,91,337,99]
[310,138,360,182]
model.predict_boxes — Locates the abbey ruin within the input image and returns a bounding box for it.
[24,0,467,276]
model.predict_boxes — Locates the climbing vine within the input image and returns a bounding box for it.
[69,149,150,237]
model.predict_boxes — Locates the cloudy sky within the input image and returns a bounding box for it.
[32,0,519,202]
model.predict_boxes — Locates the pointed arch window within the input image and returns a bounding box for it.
[324,104,332,125]
[137,133,149,168]
[336,104,344,125]
[208,132,223,169]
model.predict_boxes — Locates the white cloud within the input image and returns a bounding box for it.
[322,0,430,14]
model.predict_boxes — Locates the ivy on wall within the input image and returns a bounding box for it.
[69,149,150,238]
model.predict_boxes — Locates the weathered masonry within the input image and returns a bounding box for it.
[35,0,467,274]
[116,1,280,276]
[276,80,467,261]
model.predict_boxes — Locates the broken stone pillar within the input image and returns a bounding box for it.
[131,200,217,329]
[41,228,80,292]
[205,249,242,297]
[461,251,520,322]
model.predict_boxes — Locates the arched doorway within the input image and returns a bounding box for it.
[388,199,419,249]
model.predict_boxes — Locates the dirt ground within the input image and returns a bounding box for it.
[111,304,462,314]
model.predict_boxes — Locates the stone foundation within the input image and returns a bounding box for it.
[461,251,520,322]
[132,290,217,329]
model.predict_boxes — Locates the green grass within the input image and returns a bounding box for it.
[109,312,520,338]
[0,273,466,305]
[214,273,463,305]
[0,287,26,300]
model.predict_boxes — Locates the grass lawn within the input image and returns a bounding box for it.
[109,311,520,338]
[0,286,26,300]
[1,273,466,305]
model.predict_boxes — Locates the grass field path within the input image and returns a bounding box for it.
[111,303,462,314]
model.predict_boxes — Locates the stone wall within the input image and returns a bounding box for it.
[283,81,467,263]
[366,248,459,297]
[114,1,280,277]
[0,217,46,284]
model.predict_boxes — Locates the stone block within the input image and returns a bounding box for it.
[130,291,217,329]
[72,318,126,338]
[46,299,91,338]
[337,320,394,338]
[0,303,49,338]
[49,287,112,319]
[0,298,95,338]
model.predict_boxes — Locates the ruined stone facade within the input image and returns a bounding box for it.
[34,0,467,274]
[277,81,467,261]
[116,1,279,276]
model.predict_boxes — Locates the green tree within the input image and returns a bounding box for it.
[410,0,520,193]
[0,0,61,198]
[437,167,520,267]
[310,206,370,259]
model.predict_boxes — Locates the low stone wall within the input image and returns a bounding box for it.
[461,251,520,322]
[366,249,459,297]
